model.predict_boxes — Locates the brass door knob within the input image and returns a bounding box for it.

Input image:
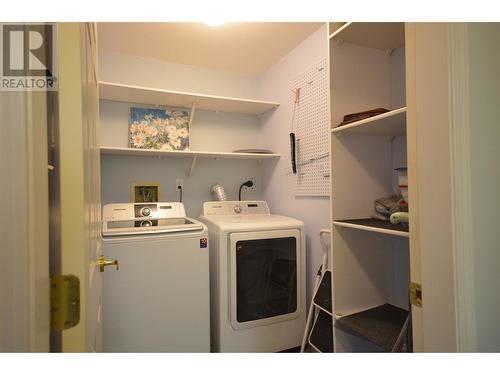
[98,255,119,272]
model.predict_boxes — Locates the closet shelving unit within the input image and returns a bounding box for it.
[99,81,281,176]
[329,22,410,352]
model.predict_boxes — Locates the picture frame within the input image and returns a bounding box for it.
[129,106,190,151]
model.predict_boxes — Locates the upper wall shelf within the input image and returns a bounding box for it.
[329,23,405,51]
[99,81,280,115]
[332,107,406,136]
[100,146,281,178]
[100,146,281,160]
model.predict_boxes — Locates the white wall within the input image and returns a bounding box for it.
[391,46,406,109]
[100,100,262,152]
[99,51,259,98]
[258,24,330,303]
[101,155,262,218]
[99,51,265,218]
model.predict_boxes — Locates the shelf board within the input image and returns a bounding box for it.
[335,303,409,352]
[332,107,406,136]
[99,81,280,115]
[100,146,281,160]
[333,218,409,238]
[330,22,405,51]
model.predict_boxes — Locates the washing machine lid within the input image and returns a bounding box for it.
[102,202,203,237]
[199,201,304,231]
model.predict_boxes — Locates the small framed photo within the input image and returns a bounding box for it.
[129,106,190,151]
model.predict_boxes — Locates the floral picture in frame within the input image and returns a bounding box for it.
[129,107,190,151]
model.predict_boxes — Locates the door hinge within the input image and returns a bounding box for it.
[50,274,80,332]
[409,282,422,307]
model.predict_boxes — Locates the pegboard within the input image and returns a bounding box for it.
[290,59,330,196]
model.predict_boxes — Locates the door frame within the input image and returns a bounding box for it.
[448,22,477,352]
[57,22,103,353]
[406,22,459,352]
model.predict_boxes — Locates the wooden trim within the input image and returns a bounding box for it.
[448,23,477,352]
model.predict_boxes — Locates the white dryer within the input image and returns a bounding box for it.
[102,202,210,352]
[199,201,306,352]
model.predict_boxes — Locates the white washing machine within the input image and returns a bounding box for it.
[199,201,306,352]
[102,202,210,352]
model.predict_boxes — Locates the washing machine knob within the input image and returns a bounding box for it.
[234,205,242,214]
[140,220,152,227]
[140,207,152,216]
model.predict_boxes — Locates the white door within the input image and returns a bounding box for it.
[57,22,104,352]
[0,79,50,352]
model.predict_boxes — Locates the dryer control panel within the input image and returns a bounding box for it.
[203,201,270,216]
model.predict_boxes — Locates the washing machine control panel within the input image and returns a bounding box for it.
[203,201,270,216]
[102,202,205,237]
[135,204,155,218]
[103,202,187,222]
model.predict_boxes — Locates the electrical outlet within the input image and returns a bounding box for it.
[175,179,183,190]
[244,177,256,191]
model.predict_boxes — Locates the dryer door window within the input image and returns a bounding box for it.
[235,236,297,323]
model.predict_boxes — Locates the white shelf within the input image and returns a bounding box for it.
[333,219,409,238]
[330,22,405,51]
[331,107,406,136]
[99,81,280,115]
[100,146,281,160]
[101,146,280,178]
